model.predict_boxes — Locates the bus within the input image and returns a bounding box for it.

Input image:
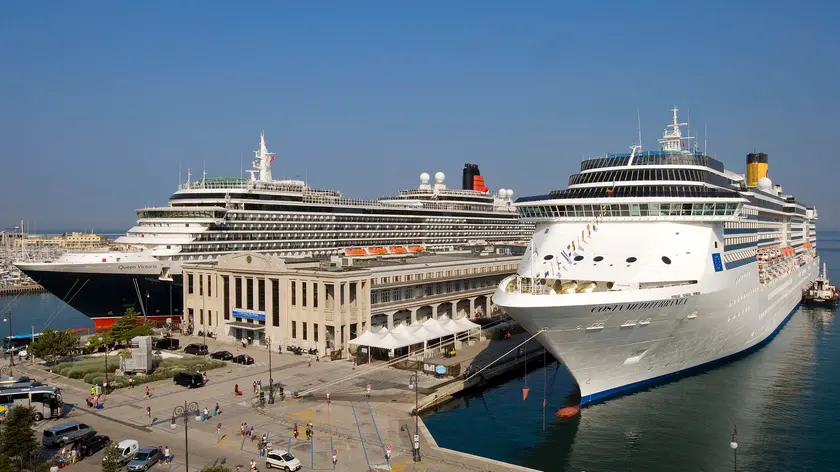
[2,333,40,355]
[0,386,63,421]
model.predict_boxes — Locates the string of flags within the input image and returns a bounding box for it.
[535,205,608,280]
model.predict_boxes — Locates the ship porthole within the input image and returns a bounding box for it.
[543,255,554,260]
[662,256,672,265]
[626,257,637,263]
[593,256,604,262]
[574,255,584,261]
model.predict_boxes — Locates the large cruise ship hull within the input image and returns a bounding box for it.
[17,261,182,328]
[496,257,819,405]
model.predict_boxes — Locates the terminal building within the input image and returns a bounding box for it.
[181,246,523,357]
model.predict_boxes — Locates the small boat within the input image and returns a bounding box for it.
[803,263,839,307]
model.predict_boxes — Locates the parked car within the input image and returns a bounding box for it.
[210,350,233,360]
[173,371,205,388]
[42,421,95,448]
[78,434,110,457]
[183,344,208,355]
[154,338,180,350]
[265,450,302,471]
[233,354,255,365]
[116,439,139,464]
[126,447,160,471]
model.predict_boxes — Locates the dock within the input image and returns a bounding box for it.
[0,283,46,296]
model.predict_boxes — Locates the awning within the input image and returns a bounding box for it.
[421,317,454,338]
[454,316,481,331]
[226,321,266,331]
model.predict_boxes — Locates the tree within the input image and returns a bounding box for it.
[108,308,154,344]
[0,406,38,471]
[101,442,122,472]
[29,329,79,362]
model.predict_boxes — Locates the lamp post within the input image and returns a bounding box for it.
[730,424,738,472]
[408,371,421,462]
[98,335,109,387]
[266,336,274,404]
[173,401,199,471]
[3,310,13,367]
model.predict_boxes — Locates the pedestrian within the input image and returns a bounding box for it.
[145,385,151,399]
[164,446,171,463]
[234,383,242,396]
[249,459,256,472]
[305,425,311,440]
[308,356,312,367]
[214,402,220,416]
[240,423,245,436]
[258,441,264,457]
[90,386,96,396]
[203,371,208,384]
[257,379,261,394]
[293,423,299,439]
[266,441,273,452]
[253,381,257,394]
[332,449,337,467]
[128,376,134,388]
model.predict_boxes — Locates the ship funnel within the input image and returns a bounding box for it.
[462,163,488,193]
[746,152,768,187]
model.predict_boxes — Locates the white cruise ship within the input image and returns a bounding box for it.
[16,133,533,327]
[494,107,819,404]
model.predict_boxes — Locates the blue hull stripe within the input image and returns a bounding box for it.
[580,302,802,405]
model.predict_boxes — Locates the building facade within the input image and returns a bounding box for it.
[182,249,520,356]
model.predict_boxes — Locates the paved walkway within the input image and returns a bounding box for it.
[16,333,542,472]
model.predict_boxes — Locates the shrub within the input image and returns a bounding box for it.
[67,369,85,379]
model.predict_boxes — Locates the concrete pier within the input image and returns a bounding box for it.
[17,328,546,472]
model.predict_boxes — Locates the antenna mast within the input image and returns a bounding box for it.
[704,121,708,156]
[637,108,643,149]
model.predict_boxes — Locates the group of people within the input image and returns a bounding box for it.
[256,432,273,457]
[292,422,315,440]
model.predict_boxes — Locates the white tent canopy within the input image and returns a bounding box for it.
[350,316,481,349]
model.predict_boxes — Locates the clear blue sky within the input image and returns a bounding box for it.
[2,0,839,232]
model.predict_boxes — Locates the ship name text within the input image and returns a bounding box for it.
[118,264,158,270]
[590,298,689,313]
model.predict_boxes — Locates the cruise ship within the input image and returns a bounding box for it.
[16,134,533,327]
[494,107,819,405]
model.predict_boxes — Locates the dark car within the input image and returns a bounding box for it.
[154,338,180,350]
[183,343,209,355]
[78,434,110,457]
[210,350,233,360]
[173,371,205,388]
[233,354,255,365]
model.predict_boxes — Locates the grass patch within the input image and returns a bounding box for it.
[51,355,226,388]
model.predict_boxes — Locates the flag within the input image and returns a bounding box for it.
[522,387,530,401]
[572,241,576,251]
[561,251,572,264]
[693,140,698,151]
[581,230,585,240]
[587,224,591,237]
[567,244,571,251]
[593,223,599,232]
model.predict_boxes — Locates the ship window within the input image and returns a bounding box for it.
[543,255,554,260]
[626,257,637,263]
[573,255,584,261]
[593,256,604,262]
[662,256,672,265]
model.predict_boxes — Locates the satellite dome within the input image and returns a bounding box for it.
[435,172,445,183]
[507,189,514,198]
[757,177,773,191]
[498,189,507,198]
[420,172,430,183]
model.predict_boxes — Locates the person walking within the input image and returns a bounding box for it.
[253,381,257,394]
[234,383,242,396]
[145,385,151,399]
[293,423,299,439]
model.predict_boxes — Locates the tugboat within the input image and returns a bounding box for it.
[803,263,839,307]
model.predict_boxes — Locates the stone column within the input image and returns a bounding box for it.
[410,307,418,324]
[386,311,395,330]
[431,304,438,319]
[468,297,476,319]
[450,300,457,318]
[485,296,492,319]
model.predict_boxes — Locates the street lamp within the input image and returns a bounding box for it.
[3,310,13,367]
[172,401,199,471]
[408,372,421,462]
[266,336,274,404]
[730,424,738,472]
[97,335,109,388]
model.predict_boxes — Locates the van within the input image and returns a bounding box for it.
[173,371,205,388]
[117,439,140,464]
[42,421,95,448]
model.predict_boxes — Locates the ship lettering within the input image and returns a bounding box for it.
[117,264,157,270]
[590,298,688,313]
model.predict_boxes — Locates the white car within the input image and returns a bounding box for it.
[265,450,302,471]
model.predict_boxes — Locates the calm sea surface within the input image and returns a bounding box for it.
[423,231,840,471]
[4,235,840,471]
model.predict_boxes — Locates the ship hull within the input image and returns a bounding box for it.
[16,265,182,329]
[496,257,819,405]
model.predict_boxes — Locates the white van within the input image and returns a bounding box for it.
[118,439,140,464]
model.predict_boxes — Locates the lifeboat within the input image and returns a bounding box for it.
[556,405,581,419]
[576,281,597,293]
[560,281,578,294]
[367,247,387,255]
[407,246,425,253]
[387,246,408,254]
[344,248,367,256]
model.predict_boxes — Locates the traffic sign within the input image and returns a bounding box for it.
[385,444,391,452]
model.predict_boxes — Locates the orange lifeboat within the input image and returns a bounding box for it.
[367,247,387,255]
[345,248,367,256]
[407,246,425,253]
[556,405,581,419]
[387,246,408,254]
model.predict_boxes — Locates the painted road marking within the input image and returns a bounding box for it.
[350,402,370,467]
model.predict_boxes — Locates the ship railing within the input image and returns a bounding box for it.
[499,275,555,295]
[398,188,494,197]
[178,180,307,193]
[302,193,515,213]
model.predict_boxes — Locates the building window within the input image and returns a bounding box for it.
[303,322,307,341]
[223,276,230,320]
[199,309,203,324]
[313,283,318,308]
[314,323,318,343]
[199,275,203,296]
[258,279,266,312]
[292,321,297,338]
[302,282,307,308]
[207,310,211,326]
[188,274,194,294]
[235,277,242,309]
[208,276,212,297]
[292,282,297,306]
[271,279,280,327]
[246,278,254,310]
